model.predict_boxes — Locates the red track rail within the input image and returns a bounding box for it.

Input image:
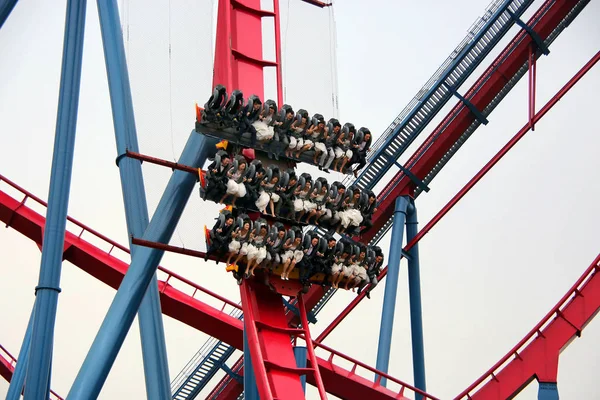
[0,176,437,400]
[0,343,63,399]
[296,0,586,332]
[456,253,600,399]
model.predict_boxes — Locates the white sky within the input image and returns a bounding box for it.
[0,0,599,399]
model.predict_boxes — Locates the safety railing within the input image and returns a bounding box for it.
[0,174,241,316]
[307,338,440,400]
[0,343,64,400]
[455,253,600,399]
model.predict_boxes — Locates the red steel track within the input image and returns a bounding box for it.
[0,176,437,400]
[0,343,63,400]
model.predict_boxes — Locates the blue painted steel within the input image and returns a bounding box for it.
[508,10,550,55]
[67,131,216,399]
[343,0,534,193]
[23,1,86,398]
[243,327,259,400]
[6,307,34,400]
[538,382,559,400]
[293,346,308,392]
[0,0,18,29]
[375,196,410,386]
[95,0,170,397]
[406,201,426,399]
[443,84,489,125]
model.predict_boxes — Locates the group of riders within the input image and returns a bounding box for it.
[198,86,383,296]
[205,211,384,298]
[201,154,377,235]
[200,85,372,176]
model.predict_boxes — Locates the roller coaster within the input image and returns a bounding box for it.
[0,0,598,399]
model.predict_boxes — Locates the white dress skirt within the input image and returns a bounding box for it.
[289,136,304,150]
[334,147,353,159]
[247,245,267,263]
[229,240,250,254]
[339,208,363,228]
[281,249,304,264]
[314,142,327,154]
[255,190,280,212]
[252,120,274,141]
[226,179,247,197]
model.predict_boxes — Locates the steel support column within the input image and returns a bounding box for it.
[23,0,86,397]
[528,44,537,130]
[0,0,17,29]
[376,196,410,386]
[538,382,559,400]
[6,308,34,400]
[244,327,260,400]
[95,0,170,397]
[67,131,215,399]
[406,201,426,399]
[293,346,308,392]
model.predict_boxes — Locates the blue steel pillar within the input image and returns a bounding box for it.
[538,382,559,400]
[0,0,18,29]
[23,0,87,398]
[95,0,170,397]
[244,327,260,400]
[376,196,410,386]
[67,131,216,399]
[293,346,308,392]
[6,308,34,400]
[406,201,426,399]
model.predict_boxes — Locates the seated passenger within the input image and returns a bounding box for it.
[265,223,286,269]
[226,217,252,268]
[346,247,368,291]
[204,151,231,201]
[358,246,384,299]
[275,171,297,219]
[253,100,277,142]
[205,211,235,261]
[319,182,345,228]
[330,242,350,289]
[333,123,355,173]
[297,233,325,284]
[300,114,325,161]
[306,178,329,225]
[281,228,304,280]
[293,177,314,221]
[238,96,262,146]
[286,110,309,158]
[315,236,337,286]
[245,220,269,278]
[350,128,372,177]
[360,191,377,232]
[318,119,340,172]
[269,105,294,160]
[255,167,281,216]
[243,162,265,207]
[220,158,248,206]
[337,187,364,233]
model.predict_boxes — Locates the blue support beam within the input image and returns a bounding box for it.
[244,327,260,400]
[393,161,430,193]
[67,131,216,399]
[406,201,426,399]
[443,83,489,125]
[23,1,87,398]
[6,307,34,400]
[538,382,559,400]
[376,196,410,386]
[294,346,308,393]
[508,10,550,55]
[95,0,170,397]
[0,0,17,29]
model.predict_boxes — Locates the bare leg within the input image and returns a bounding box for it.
[231,195,239,206]
[269,200,275,216]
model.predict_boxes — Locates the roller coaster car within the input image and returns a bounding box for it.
[201,84,228,123]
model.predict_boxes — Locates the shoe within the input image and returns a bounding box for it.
[366,291,371,299]
[322,168,329,173]
[274,153,280,160]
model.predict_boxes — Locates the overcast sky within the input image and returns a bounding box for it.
[1,0,599,399]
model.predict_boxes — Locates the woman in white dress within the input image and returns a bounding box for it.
[286,112,309,158]
[255,174,280,216]
[245,224,269,277]
[293,181,313,221]
[281,233,304,280]
[226,220,252,266]
[252,102,276,142]
[338,189,364,232]
[220,160,247,206]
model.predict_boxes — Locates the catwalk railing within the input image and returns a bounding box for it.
[0,343,64,400]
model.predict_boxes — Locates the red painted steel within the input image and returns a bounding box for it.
[297,294,328,399]
[316,49,600,344]
[0,344,63,399]
[297,0,584,329]
[240,280,306,400]
[0,177,431,400]
[455,253,600,399]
